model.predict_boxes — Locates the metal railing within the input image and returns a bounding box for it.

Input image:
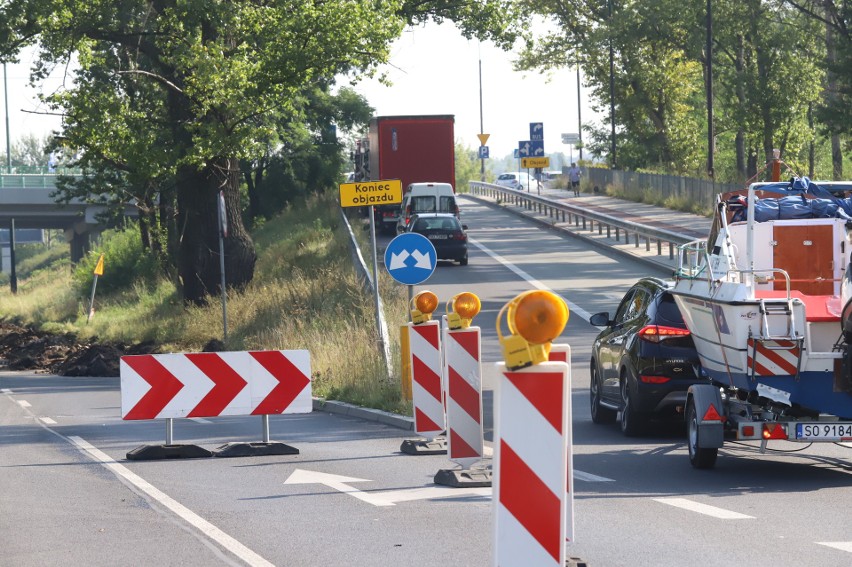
[586,169,739,210]
[0,173,82,189]
[468,181,693,262]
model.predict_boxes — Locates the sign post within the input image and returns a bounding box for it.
[218,190,228,342]
[86,253,105,324]
[339,179,404,378]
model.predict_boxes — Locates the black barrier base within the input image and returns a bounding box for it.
[126,444,213,461]
[400,437,447,455]
[212,442,299,458]
[566,557,589,567]
[433,467,492,487]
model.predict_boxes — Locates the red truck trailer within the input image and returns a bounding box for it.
[365,115,455,233]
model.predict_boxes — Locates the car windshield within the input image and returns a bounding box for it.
[497,174,515,180]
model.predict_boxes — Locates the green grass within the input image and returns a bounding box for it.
[0,191,413,415]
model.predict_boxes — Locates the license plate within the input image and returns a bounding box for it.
[795,422,852,440]
[428,234,448,240]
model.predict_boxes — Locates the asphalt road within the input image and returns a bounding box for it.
[2,196,852,567]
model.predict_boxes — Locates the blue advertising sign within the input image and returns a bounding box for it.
[518,140,544,158]
[384,233,437,285]
[530,122,544,142]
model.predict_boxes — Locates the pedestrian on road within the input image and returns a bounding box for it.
[568,163,581,196]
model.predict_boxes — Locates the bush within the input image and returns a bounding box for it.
[72,223,161,295]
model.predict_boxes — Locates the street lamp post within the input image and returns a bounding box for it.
[479,55,485,182]
[608,0,617,169]
[3,62,11,173]
[706,0,714,179]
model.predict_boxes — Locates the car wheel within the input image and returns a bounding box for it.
[459,255,468,266]
[687,398,718,469]
[619,370,646,437]
[590,361,616,424]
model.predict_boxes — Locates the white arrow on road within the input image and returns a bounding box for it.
[284,468,491,507]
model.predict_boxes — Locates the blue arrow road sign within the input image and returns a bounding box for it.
[518,140,544,157]
[384,232,437,285]
[530,122,543,141]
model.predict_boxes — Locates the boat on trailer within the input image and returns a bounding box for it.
[670,165,852,468]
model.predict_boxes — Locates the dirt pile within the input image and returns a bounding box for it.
[0,322,159,377]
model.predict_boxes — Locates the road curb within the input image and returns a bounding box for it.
[312,397,414,430]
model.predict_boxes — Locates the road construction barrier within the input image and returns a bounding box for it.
[494,290,571,566]
[120,350,311,460]
[493,360,571,566]
[435,317,490,487]
[400,319,447,454]
[548,343,575,544]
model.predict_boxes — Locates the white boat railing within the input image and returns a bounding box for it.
[675,240,712,281]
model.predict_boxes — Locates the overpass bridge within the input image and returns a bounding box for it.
[0,174,136,265]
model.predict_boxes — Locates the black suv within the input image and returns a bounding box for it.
[406,213,468,265]
[589,277,704,436]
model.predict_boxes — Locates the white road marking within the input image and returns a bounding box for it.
[40,417,57,425]
[653,497,754,519]
[17,399,31,408]
[189,417,213,424]
[817,542,852,553]
[573,470,615,482]
[1,388,11,394]
[284,468,490,507]
[69,436,274,567]
[468,238,592,322]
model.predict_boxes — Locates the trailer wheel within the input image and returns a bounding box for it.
[687,398,718,469]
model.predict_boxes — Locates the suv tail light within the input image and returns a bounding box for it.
[638,325,690,343]
[450,231,467,241]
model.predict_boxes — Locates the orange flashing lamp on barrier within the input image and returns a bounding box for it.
[446,292,481,330]
[410,290,439,325]
[496,290,569,370]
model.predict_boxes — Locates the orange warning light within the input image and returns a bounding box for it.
[497,290,569,369]
[411,291,439,325]
[446,292,481,329]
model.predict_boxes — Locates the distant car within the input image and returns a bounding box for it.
[589,277,705,436]
[494,172,531,191]
[406,213,468,265]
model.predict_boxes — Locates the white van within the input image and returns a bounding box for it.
[396,182,459,233]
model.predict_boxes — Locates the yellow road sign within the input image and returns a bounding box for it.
[521,157,550,168]
[339,179,403,207]
[477,133,490,146]
[93,253,105,276]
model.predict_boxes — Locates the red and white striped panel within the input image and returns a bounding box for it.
[546,343,574,544]
[494,361,569,567]
[747,339,800,376]
[408,321,445,438]
[443,324,484,468]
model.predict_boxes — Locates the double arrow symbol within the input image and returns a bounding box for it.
[388,249,433,270]
[121,351,311,420]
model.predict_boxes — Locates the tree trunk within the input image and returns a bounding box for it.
[177,157,256,305]
[825,10,843,179]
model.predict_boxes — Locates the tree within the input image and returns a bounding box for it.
[11,133,52,168]
[0,0,521,304]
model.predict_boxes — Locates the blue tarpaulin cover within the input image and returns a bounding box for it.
[729,177,852,222]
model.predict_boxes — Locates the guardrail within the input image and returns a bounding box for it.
[467,181,694,262]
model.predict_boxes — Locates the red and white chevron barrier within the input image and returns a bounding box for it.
[494,360,570,566]
[547,344,575,544]
[407,321,445,438]
[747,338,801,376]
[120,350,312,420]
[443,324,484,468]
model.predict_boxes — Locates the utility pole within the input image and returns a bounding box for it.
[479,55,485,181]
[706,0,714,179]
[4,62,11,173]
[608,0,617,169]
[576,63,583,163]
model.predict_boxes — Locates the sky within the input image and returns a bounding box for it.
[1,21,597,162]
[346,22,596,160]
